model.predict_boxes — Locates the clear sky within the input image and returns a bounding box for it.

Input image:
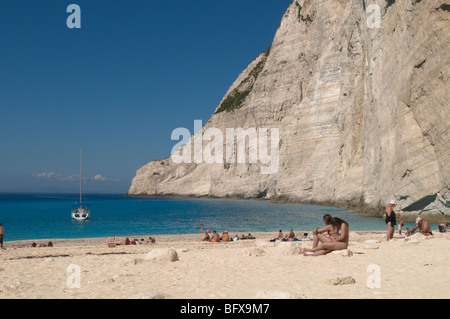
[0,0,290,194]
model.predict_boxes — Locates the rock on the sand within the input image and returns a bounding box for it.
[330,249,353,257]
[328,276,356,286]
[246,247,265,257]
[0,281,33,292]
[277,243,304,255]
[145,248,179,262]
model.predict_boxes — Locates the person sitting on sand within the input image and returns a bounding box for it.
[281,229,299,241]
[278,230,284,239]
[246,233,255,239]
[303,217,349,256]
[288,229,295,239]
[221,231,230,242]
[271,230,284,242]
[412,217,433,236]
[202,229,210,241]
[149,236,156,243]
[438,223,448,233]
[121,238,131,245]
[210,231,220,242]
[311,214,339,248]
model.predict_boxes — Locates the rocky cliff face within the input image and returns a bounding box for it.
[128,0,450,221]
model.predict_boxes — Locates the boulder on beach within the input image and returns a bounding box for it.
[145,248,179,262]
[277,242,304,255]
[327,276,356,286]
[245,247,266,257]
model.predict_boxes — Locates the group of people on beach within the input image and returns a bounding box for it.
[197,197,445,257]
[303,199,446,256]
[199,215,350,256]
[31,241,53,247]
[0,200,448,251]
[271,229,308,242]
[385,199,439,240]
[120,236,156,245]
[201,229,255,242]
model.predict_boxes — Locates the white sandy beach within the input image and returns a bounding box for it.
[0,231,449,299]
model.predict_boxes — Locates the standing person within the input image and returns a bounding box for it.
[385,199,397,241]
[200,220,204,233]
[0,223,4,249]
[398,220,405,235]
[303,217,349,256]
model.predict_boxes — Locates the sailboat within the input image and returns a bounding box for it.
[71,147,90,220]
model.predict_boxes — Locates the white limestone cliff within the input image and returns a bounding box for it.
[128,0,450,221]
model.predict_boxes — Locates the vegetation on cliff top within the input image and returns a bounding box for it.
[295,1,313,23]
[214,46,271,114]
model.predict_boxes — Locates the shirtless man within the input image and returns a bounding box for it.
[210,231,220,242]
[289,229,295,238]
[0,223,4,249]
[277,230,284,239]
[304,217,349,256]
[221,231,230,242]
[412,217,433,236]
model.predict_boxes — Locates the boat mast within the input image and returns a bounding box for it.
[80,147,82,209]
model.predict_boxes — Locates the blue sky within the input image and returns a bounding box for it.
[0,0,290,193]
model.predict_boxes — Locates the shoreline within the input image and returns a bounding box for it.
[3,230,386,248]
[3,230,393,248]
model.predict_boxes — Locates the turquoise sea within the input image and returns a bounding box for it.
[0,193,419,242]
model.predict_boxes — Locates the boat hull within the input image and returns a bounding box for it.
[71,208,90,220]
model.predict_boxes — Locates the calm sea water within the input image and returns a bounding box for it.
[0,193,406,242]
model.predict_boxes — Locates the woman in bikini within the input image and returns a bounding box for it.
[303,217,349,256]
[311,214,339,249]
